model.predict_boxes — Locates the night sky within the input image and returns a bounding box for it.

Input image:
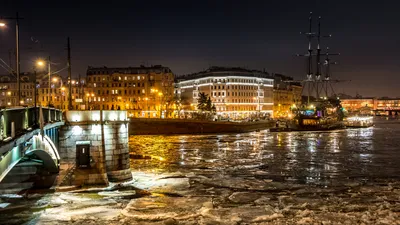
[1,1,399,97]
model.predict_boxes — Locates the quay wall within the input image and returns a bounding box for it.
[129,118,274,135]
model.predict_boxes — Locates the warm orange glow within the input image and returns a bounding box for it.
[158,92,163,96]
[61,87,65,91]
[7,91,11,96]
[0,22,5,27]
[52,77,58,82]
[36,60,45,67]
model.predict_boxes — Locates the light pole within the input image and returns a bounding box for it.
[47,56,51,107]
[53,77,64,110]
[86,93,90,110]
[36,58,52,107]
[0,13,23,106]
[144,97,149,118]
[158,92,163,118]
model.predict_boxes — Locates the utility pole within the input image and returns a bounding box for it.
[67,37,72,110]
[34,70,37,125]
[48,56,51,107]
[0,13,23,106]
[16,12,21,106]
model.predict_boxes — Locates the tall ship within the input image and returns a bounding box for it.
[272,13,345,132]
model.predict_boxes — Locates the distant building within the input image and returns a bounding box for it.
[0,73,35,107]
[0,72,85,110]
[272,74,302,118]
[341,97,400,115]
[86,65,175,118]
[36,73,85,110]
[175,66,274,119]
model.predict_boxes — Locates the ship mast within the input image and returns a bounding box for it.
[298,12,315,105]
[295,13,344,104]
[315,16,322,99]
[323,47,340,98]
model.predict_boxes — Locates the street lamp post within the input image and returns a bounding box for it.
[144,97,149,118]
[0,13,23,106]
[158,92,163,118]
[52,77,63,110]
[47,56,51,107]
[34,70,37,125]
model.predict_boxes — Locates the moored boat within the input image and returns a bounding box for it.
[344,115,374,128]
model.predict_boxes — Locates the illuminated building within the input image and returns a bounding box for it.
[341,97,400,115]
[86,65,174,118]
[175,67,274,119]
[37,74,85,110]
[272,74,302,118]
[0,73,35,107]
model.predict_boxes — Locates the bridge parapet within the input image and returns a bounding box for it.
[0,107,62,143]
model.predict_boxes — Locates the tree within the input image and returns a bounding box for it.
[197,92,208,111]
[206,97,212,111]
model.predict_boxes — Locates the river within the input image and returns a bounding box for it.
[1,118,400,224]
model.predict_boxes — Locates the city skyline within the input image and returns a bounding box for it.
[1,1,400,97]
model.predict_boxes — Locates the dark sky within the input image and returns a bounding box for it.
[1,0,399,97]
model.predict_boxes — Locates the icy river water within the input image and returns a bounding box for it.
[2,118,400,224]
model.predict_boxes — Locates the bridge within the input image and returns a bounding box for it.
[0,107,63,189]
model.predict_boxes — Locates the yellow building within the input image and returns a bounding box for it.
[272,74,302,118]
[0,73,36,107]
[86,65,174,118]
[37,74,85,110]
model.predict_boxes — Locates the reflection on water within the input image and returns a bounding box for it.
[130,119,400,187]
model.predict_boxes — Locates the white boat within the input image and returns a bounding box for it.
[344,115,374,128]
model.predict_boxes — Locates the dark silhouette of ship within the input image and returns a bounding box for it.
[271,12,346,132]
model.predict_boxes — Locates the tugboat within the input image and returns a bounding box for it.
[270,12,345,132]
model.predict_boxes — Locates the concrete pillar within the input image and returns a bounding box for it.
[11,122,15,138]
[58,110,132,186]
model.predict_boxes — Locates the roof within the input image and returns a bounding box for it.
[87,65,172,75]
[176,66,273,81]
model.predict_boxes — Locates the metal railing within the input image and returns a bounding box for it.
[0,106,62,141]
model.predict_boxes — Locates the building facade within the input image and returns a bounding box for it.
[86,65,174,118]
[341,97,400,115]
[37,74,86,110]
[0,73,35,107]
[175,67,274,119]
[272,74,302,118]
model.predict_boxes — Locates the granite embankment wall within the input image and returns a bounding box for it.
[129,119,274,135]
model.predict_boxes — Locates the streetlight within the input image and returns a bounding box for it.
[0,13,23,106]
[158,92,163,118]
[36,57,51,107]
[61,86,65,110]
[144,97,149,118]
